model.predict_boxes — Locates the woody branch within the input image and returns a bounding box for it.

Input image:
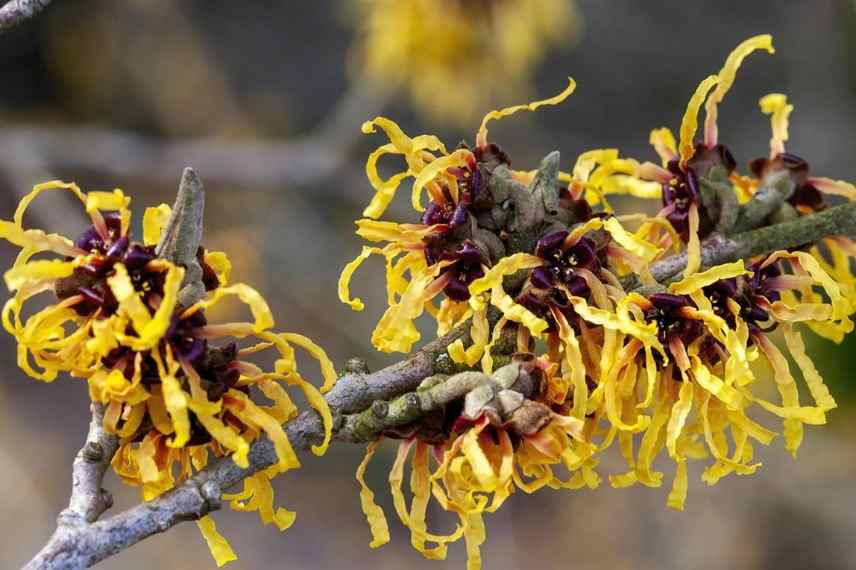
[0,0,51,33]
[24,161,856,569]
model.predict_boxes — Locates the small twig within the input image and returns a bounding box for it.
[63,403,119,525]
[337,365,534,443]
[623,201,856,288]
[731,170,795,234]
[0,0,51,33]
[24,403,119,569]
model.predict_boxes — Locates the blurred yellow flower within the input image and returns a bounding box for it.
[348,0,581,125]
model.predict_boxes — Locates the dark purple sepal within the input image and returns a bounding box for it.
[106,236,129,260]
[648,292,690,310]
[535,230,568,259]
[124,244,155,269]
[443,276,471,301]
[530,267,555,290]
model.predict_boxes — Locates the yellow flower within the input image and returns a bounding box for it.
[347,0,580,125]
[626,35,775,277]
[740,91,856,341]
[598,254,844,510]
[356,358,589,569]
[0,181,337,566]
[340,80,576,353]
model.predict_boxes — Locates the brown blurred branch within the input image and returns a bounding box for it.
[0,0,51,33]
[0,87,381,188]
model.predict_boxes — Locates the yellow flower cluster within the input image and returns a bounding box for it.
[0,182,336,566]
[341,35,856,569]
[356,358,595,568]
[347,0,580,125]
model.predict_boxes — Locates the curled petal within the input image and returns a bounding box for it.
[782,324,836,412]
[666,457,688,511]
[372,268,444,353]
[759,93,793,157]
[14,180,87,229]
[808,177,856,201]
[679,75,719,164]
[187,283,274,333]
[226,390,299,471]
[491,285,549,338]
[364,144,410,219]
[683,203,701,277]
[197,516,237,567]
[572,148,619,182]
[649,128,678,166]
[356,441,391,549]
[227,472,296,531]
[339,246,385,311]
[666,380,694,459]
[566,293,662,353]
[411,149,474,212]
[281,332,337,392]
[598,174,662,202]
[689,355,741,410]
[204,250,232,286]
[0,221,80,258]
[86,189,131,236]
[356,219,438,244]
[111,263,185,351]
[669,260,750,295]
[263,332,335,456]
[360,118,447,219]
[448,307,489,367]
[704,34,775,146]
[476,78,576,148]
[142,204,172,245]
[4,259,76,291]
[602,217,661,261]
[151,349,191,449]
[553,309,588,419]
[754,333,812,455]
[468,253,543,302]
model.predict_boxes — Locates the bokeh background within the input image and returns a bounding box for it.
[2,1,856,568]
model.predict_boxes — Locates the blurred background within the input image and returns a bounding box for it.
[2,1,856,568]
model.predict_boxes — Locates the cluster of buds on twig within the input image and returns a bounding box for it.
[341,34,856,569]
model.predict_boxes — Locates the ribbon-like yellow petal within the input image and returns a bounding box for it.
[356,441,391,548]
[704,34,775,146]
[197,516,237,567]
[649,128,678,166]
[669,260,750,294]
[759,93,793,157]
[476,78,576,148]
[411,149,473,212]
[143,204,172,246]
[679,75,719,164]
